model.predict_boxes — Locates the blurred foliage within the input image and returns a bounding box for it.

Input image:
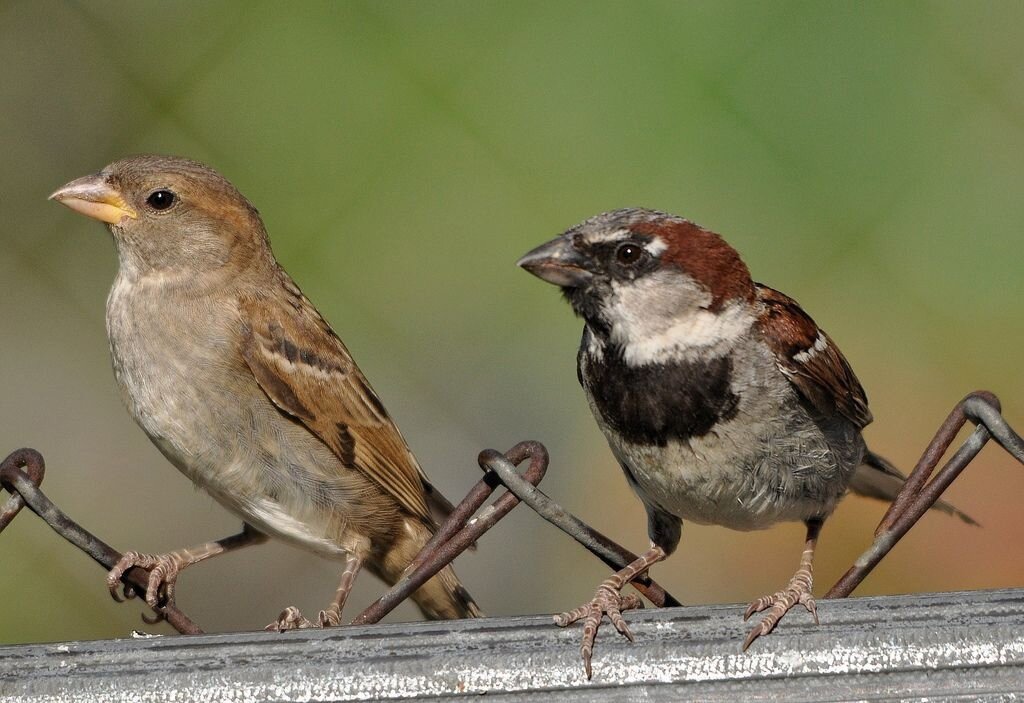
[1,0,1022,645]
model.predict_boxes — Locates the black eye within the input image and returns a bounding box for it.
[615,242,644,265]
[146,190,176,211]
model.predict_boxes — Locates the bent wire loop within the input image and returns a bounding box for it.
[2,390,1023,632]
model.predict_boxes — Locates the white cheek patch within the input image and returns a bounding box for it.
[619,306,754,365]
[605,272,754,365]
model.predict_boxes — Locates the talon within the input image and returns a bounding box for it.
[318,606,342,628]
[267,606,316,631]
[555,546,665,679]
[106,551,183,615]
[742,622,766,652]
[141,610,166,626]
[107,551,140,602]
[146,568,165,608]
[741,521,822,651]
[742,576,818,651]
[559,579,642,680]
[800,593,819,624]
[608,608,634,642]
[743,600,760,621]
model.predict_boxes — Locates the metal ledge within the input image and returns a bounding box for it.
[2,588,1024,701]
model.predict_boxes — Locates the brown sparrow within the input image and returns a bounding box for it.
[50,155,480,628]
[518,208,971,676]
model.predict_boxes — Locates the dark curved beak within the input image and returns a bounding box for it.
[517,236,593,287]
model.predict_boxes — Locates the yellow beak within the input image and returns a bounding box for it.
[49,175,137,225]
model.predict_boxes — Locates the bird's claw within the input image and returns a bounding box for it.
[266,606,315,631]
[554,581,644,680]
[742,574,817,651]
[106,551,183,610]
[266,605,342,632]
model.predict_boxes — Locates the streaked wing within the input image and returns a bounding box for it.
[755,284,872,429]
[239,274,431,522]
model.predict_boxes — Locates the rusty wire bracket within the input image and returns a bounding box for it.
[2,389,1022,635]
[826,390,1024,598]
[351,441,551,625]
[0,439,676,634]
[0,450,203,634]
[353,441,679,626]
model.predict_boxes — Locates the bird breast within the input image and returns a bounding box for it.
[104,274,386,558]
[581,336,862,531]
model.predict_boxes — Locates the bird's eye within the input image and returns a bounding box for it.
[615,243,644,265]
[146,190,176,211]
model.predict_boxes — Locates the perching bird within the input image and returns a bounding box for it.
[50,155,480,628]
[518,208,972,677]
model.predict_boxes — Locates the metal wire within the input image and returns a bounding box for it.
[0,451,202,634]
[826,391,1024,599]
[2,388,1022,633]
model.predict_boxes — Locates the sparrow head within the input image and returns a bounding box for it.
[50,155,270,276]
[518,208,758,364]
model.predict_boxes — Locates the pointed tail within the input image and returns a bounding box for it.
[849,449,979,526]
[372,517,483,620]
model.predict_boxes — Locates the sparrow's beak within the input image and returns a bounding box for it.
[49,175,137,225]
[517,236,593,287]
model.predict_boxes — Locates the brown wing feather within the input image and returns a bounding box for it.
[755,284,872,429]
[239,272,432,522]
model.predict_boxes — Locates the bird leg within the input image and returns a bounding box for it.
[554,545,664,679]
[107,524,266,611]
[267,552,362,631]
[743,519,822,651]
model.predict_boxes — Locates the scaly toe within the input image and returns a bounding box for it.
[560,582,644,680]
[744,591,783,621]
[266,606,317,632]
[800,593,819,624]
[107,551,173,606]
[554,603,590,627]
[741,583,817,651]
[318,607,342,628]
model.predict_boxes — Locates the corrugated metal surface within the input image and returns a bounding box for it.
[2,588,1024,701]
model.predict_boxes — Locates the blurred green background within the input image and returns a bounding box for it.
[2,1,1023,645]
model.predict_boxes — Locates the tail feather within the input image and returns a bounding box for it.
[372,517,483,620]
[412,564,483,620]
[850,449,979,526]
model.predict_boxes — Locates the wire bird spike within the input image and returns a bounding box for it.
[1,390,1023,637]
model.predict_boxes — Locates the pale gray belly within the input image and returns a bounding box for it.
[105,284,371,558]
[607,401,863,532]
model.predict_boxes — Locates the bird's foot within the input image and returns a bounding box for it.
[554,579,644,679]
[742,566,817,651]
[265,605,343,632]
[107,550,187,610]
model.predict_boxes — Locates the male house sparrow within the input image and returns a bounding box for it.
[518,208,971,675]
[50,155,480,627]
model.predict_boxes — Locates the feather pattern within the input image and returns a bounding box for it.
[755,284,873,429]
[239,266,434,523]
